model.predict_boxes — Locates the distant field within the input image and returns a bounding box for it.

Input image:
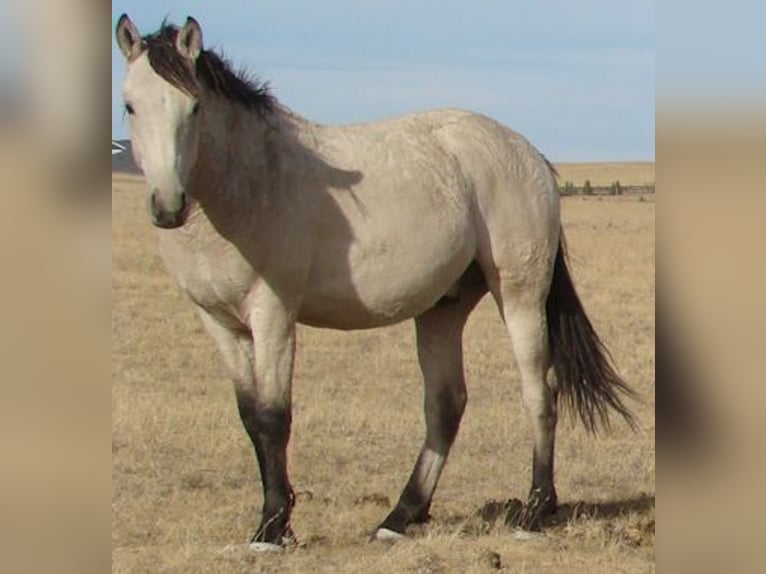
[112,172,654,572]
[553,162,655,187]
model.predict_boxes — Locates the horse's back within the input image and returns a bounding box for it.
[325,106,560,239]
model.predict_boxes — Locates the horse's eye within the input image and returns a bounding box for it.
[191,102,201,116]
[125,103,135,115]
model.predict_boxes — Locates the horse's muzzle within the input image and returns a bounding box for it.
[150,191,188,229]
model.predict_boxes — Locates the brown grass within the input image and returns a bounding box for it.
[553,162,655,187]
[112,174,654,572]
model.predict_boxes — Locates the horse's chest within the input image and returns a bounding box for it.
[160,237,253,324]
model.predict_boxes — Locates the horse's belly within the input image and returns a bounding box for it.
[298,235,475,330]
[297,275,464,330]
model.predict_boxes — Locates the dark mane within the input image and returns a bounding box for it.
[142,23,276,115]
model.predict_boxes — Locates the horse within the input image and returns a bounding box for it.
[116,14,636,551]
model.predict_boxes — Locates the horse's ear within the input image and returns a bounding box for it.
[116,14,142,61]
[177,17,203,62]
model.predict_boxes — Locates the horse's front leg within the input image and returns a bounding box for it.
[196,295,297,551]
[239,293,297,550]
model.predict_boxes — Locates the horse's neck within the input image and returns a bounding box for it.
[190,103,311,204]
[180,102,318,251]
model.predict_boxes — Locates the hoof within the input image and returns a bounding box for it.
[248,541,284,553]
[510,487,557,532]
[373,527,406,542]
[248,531,297,554]
[513,529,545,541]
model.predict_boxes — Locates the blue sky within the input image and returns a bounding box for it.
[112,1,655,162]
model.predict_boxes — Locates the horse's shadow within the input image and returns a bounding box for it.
[451,492,655,536]
[544,492,655,527]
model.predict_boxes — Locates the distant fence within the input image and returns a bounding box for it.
[559,182,654,196]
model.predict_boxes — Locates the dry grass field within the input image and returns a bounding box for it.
[112,170,654,572]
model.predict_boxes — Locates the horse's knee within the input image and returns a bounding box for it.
[443,383,467,416]
[235,388,290,435]
[251,404,292,446]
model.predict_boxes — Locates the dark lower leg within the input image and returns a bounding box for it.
[237,394,294,544]
[529,385,558,517]
[379,449,442,533]
[378,388,465,535]
[521,448,557,527]
[517,422,558,531]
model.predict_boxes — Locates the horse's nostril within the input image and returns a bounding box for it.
[149,191,160,217]
[149,190,188,228]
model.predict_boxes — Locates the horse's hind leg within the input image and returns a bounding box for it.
[375,281,485,540]
[490,277,558,530]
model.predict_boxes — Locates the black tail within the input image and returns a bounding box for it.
[546,236,638,433]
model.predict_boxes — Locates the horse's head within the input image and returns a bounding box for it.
[116,14,204,229]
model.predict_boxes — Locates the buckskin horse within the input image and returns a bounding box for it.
[116,14,635,552]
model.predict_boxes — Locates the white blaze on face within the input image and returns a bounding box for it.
[122,53,200,215]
